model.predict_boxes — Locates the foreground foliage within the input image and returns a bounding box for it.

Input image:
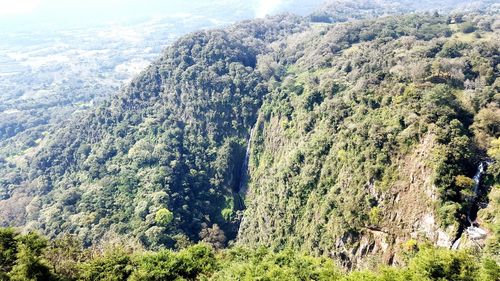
[0,227,498,281]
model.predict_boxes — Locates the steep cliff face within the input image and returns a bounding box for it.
[238,12,499,267]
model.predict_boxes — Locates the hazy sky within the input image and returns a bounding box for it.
[0,0,323,29]
[0,1,234,23]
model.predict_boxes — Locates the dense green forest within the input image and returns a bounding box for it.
[0,14,311,248]
[0,0,499,279]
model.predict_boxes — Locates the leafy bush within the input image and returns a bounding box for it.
[461,22,476,33]
[408,247,479,281]
[154,208,173,226]
[130,243,216,281]
[0,230,55,281]
[455,175,474,189]
[79,249,134,281]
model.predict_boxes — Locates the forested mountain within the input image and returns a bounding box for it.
[0,6,266,183]
[0,0,499,280]
[0,15,309,247]
[310,0,499,23]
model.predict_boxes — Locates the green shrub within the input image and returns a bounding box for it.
[455,175,474,190]
[369,207,382,226]
[79,248,134,281]
[408,247,479,281]
[221,208,233,221]
[0,228,17,273]
[461,22,476,33]
[6,232,55,281]
[154,208,173,226]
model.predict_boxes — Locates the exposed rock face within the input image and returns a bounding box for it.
[339,134,457,267]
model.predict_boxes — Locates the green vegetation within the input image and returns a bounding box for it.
[239,10,499,267]
[0,227,498,281]
[0,15,309,249]
[0,1,498,274]
[154,208,173,226]
[0,228,54,281]
[461,22,477,34]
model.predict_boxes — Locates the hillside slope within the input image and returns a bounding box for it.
[237,12,500,267]
[0,15,307,247]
